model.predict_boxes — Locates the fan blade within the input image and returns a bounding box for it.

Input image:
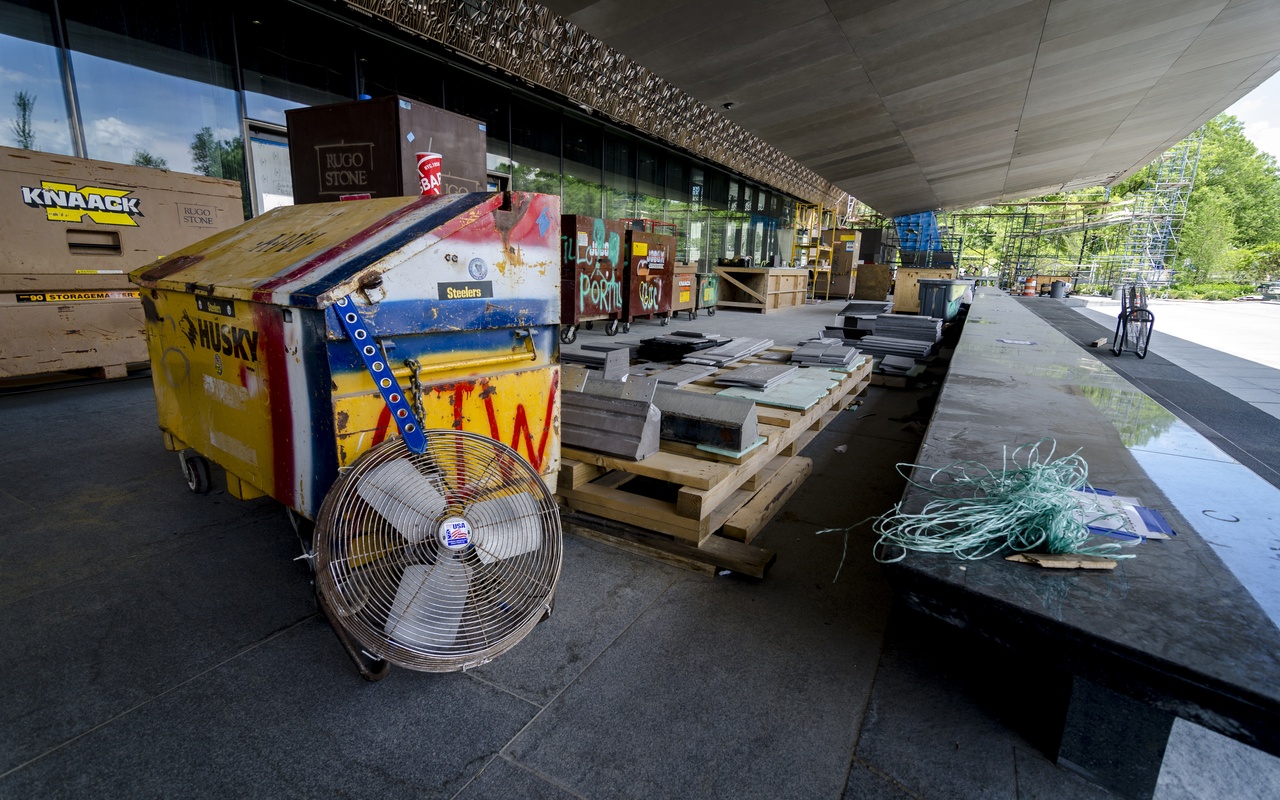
[471,492,542,565]
[384,559,468,649]
[356,460,445,543]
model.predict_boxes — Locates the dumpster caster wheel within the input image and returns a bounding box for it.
[605,319,620,336]
[707,307,716,316]
[660,315,670,326]
[584,321,594,330]
[560,326,577,344]
[688,310,697,321]
[622,322,631,334]
[180,451,211,494]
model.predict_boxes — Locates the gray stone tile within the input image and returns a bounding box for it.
[0,620,537,799]
[504,538,890,799]
[471,535,680,706]
[1255,403,1280,421]
[456,756,584,800]
[0,515,315,773]
[1153,719,1280,800]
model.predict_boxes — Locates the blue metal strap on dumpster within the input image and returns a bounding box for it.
[333,294,427,454]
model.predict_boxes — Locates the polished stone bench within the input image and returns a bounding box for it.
[882,287,1280,800]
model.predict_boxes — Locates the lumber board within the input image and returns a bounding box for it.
[562,510,776,578]
[561,445,736,490]
[559,458,602,490]
[722,456,813,543]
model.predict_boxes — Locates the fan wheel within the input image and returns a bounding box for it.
[314,431,562,673]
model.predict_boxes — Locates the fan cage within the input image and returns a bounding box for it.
[314,430,562,672]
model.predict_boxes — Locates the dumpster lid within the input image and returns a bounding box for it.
[130,193,499,308]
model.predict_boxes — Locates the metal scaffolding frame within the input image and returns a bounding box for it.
[941,130,1203,290]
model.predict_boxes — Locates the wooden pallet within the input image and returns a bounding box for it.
[555,357,870,570]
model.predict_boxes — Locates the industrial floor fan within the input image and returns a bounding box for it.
[313,430,563,680]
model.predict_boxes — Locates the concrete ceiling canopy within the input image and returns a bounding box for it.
[542,0,1280,217]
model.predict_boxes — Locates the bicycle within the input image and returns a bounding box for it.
[1110,280,1154,358]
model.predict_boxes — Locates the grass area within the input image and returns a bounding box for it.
[1164,282,1256,300]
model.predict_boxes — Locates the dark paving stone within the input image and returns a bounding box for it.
[841,760,919,799]
[1012,748,1119,800]
[504,534,889,800]
[0,514,314,773]
[471,535,680,706]
[0,620,537,799]
[857,608,1072,800]
[455,756,584,800]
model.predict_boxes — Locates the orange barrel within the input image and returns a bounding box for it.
[1023,277,1036,296]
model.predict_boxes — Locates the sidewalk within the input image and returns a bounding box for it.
[1074,298,1280,422]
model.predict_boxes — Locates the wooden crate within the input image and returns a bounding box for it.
[893,267,957,314]
[713,267,808,313]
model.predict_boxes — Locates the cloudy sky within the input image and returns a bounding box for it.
[1227,71,1280,159]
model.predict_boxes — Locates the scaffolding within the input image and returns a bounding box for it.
[941,130,1204,290]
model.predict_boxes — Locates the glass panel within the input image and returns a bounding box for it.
[604,132,634,220]
[63,5,241,184]
[441,67,509,188]
[509,96,560,195]
[562,114,601,217]
[665,156,690,261]
[358,33,443,107]
[238,7,355,125]
[635,144,664,222]
[0,0,74,155]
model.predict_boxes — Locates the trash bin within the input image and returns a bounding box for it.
[130,190,564,516]
[560,215,624,343]
[1050,280,1068,299]
[131,191,566,680]
[695,271,719,316]
[917,278,975,321]
[621,226,676,330]
[671,264,697,320]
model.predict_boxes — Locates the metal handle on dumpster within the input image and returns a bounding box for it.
[333,295,428,453]
[387,330,537,379]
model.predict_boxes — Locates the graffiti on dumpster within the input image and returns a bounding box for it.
[637,278,663,311]
[370,372,558,471]
[565,217,623,315]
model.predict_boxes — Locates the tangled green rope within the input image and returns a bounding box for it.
[818,439,1133,576]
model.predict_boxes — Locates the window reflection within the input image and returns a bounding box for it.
[510,97,560,196]
[0,0,73,155]
[239,9,354,125]
[63,7,240,180]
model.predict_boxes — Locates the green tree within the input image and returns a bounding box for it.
[1191,115,1280,247]
[1178,187,1236,282]
[11,91,36,150]
[190,126,250,219]
[131,150,168,169]
[189,127,244,181]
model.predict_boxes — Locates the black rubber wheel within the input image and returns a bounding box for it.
[660,315,670,326]
[605,319,620,336]
[560,325,577,344]
[707,307,716,316]
[688,309,697,320]
[622,322,631,333]
[180,452,211,494]
[584,321,594,330]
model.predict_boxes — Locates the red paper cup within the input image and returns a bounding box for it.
[415,152,442,196]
